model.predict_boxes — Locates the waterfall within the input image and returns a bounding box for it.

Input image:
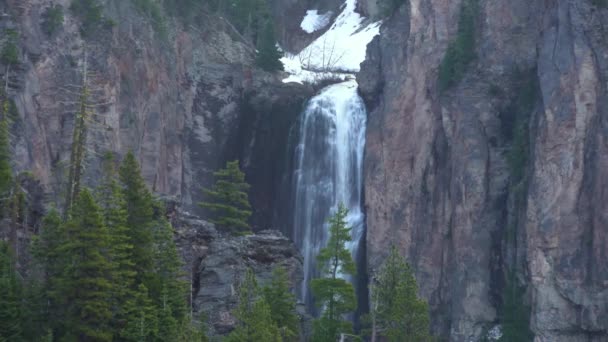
[291,80,367,309]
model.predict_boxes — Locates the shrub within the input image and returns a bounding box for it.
[42,5,64,36]
[438,0,478,91]
[132,0,167,35]
[1,30,19,66]
[379,0,407,17]
[70,0,107,38]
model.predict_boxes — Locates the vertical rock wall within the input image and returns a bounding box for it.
[359,0,608,340]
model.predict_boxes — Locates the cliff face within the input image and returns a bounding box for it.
[359,0,608,341]
[0,0,310,228]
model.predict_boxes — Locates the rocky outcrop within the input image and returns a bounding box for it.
[170,205,303,337]
[359,0,608,341]
[0,0,312,226]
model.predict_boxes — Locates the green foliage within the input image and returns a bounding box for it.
[379,0,407,17]
[500,272,533,342]
[96,153,137,335]
[438,0,478,91]
[70,0,111,37]
[0,100,13,199]
[199,160,252,234]
[501,69,537,185]
[42,5,64,36]
[0,242,23,341]
[226,269,282,342]
[132,0,167,35]
[311,203,357,342]
[262,267,299,340]
[120,284,158,341]
[372,246,432,342]
[1,30,19,66]
[54,189,114,341]
[163,0,200,25]
[119,151,156,283]
[255,20,284,72]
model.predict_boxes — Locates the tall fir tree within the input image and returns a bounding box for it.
[0,241,23,341]
[262,266,299,340]
[255,19,284,72]
[54,189,114,341]
[199,160,252,234]
[150,213,189,334]
[225,268,282,342]
[371,246,432,342]
[119,151,155,284]
[120,283,158,341]
[30,209,65,337]
[311,203,357,342]
[0,98,12,201]
[96,152,137,335]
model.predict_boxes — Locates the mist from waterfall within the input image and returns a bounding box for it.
[291,80,367,310]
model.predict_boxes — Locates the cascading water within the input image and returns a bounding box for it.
[291,80,367,309]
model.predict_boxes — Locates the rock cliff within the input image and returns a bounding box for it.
[359,0,608,340]
[0,0,311,228]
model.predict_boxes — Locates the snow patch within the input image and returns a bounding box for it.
[300,10,332,33]
[282,0,381,84]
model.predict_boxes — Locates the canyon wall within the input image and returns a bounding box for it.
[359,0,608,340]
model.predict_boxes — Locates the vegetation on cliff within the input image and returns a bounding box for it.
[438,0,479,91]
[200,160,253,235]
[369,246,433,341]
[311,203,357,341]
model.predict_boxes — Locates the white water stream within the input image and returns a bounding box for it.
[291,80,367,308]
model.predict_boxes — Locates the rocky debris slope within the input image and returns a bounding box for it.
[358,0,608,341]
[170,204,303,337]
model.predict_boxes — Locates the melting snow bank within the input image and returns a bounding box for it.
[282,0,381,84]
[300,10,333,33]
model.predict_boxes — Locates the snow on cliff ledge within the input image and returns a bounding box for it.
[300,10,333,33]
[282,0,381,84]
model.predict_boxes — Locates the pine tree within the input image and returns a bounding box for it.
[30,209,65,336]
[311,203,357,342]
[54,189,114,341]
[262,266,299,340]
[199,160,252,234]
[371,246,432,342]
[0,241,23,341]
[255,19,284,72]
[96,152,137,334]
[151,217,188,320]
[120,283,158,341]
[119,151,155,284]
[225,269,282,342]
[0,99,12,200]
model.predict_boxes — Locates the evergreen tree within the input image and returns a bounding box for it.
[119,151,155,284]
[311,203,357,342]
[500,272,533,342]
[262,266,299,340]
[0,241,23,341]
[120,283,158,341]
[54,189,114,341]
[255,19,284,72]
[30,209,65,336]
[199,160,252,234]
[371,246,432,342]
[151,217,188,325]
[0,99,12,200]
[97,152,137,334]
[225,269,281,342]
